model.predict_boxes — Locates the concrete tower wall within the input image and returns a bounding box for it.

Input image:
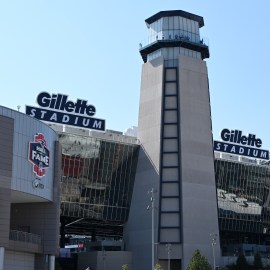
[137,56,164,170]
[125,53,220,270]
[124,56,164,270]
[178,55,220,269]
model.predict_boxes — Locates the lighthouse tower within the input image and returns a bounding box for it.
[124,10,220,270]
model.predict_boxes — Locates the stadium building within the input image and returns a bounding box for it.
[1,9,270,270]
[54,126,139,270]
[215,152,270,266]
[0,106,61,270]
[58,128,139,241]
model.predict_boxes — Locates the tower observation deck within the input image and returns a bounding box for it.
[139,10,209,64]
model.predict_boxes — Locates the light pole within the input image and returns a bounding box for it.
[166,243,172,270]
[102,249,106,270]
[147,188,156,270]
[210,233,217,270]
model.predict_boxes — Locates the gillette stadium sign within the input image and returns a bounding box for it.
[25,92,105,131]
[214,129,269,160]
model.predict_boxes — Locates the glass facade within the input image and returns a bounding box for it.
[146,16,203,65]
[147,47,201,63]
[59,132,139,227]
[215,157,270,255]
[148,16,200,44]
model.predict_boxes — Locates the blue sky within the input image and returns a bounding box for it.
[1,1,269,149]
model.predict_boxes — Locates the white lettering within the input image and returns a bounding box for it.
[50,113,57,121]
[239,147,244,154]
[32,150,49,166]
[260,151,268,158]
[230,146,236,153]
[32,150,37,160]
[40,110,47,118]
[30,108,36,117]
[36,146,46,153]
[93,120,102,129]
[82,118,90,126]
[62,115,69,123]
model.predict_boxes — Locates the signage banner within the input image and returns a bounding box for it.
[26,105,105,131]
[65,244,84,249]
[25,92,106,131]
[36,92,96,116]
[214,140,269,160]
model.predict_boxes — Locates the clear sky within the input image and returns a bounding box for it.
[1,1,269,149]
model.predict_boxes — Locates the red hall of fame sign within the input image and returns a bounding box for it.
[28,133,50,177]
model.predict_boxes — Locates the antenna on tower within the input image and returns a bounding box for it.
[17,105,21,111]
